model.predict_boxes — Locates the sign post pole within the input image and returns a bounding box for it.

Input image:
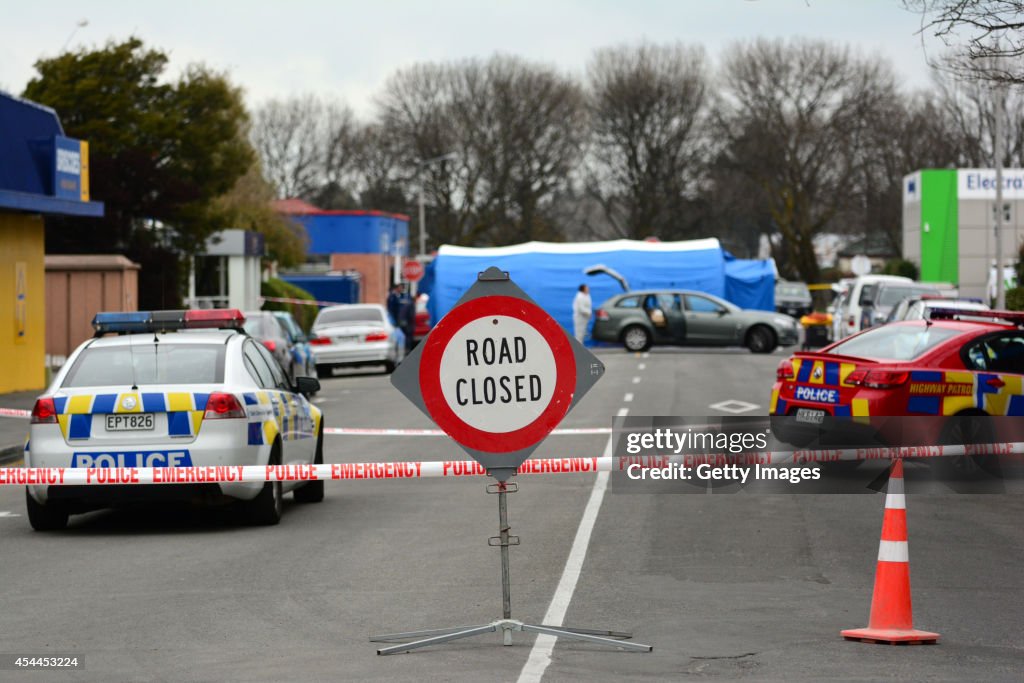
[371,267,651,655]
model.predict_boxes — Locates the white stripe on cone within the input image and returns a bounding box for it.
[877,540,909,563]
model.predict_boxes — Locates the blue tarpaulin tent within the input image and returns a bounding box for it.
[424,239,776,338]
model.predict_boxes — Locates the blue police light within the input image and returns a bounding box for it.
[92,311,153,335]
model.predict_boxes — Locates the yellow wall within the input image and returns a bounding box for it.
[0,213,45,392]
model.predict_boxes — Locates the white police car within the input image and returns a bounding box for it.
[25,309,324,530]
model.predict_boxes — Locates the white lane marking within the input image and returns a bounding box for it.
[623,393,634,403]
[518,407,627,683]
[312,397,325,404]
[638,363,646,370]
[631,376,641,384]
[641,352,650,359]
[0,511,21,518]
[709,399,759,414]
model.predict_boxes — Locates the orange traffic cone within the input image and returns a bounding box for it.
[841,459,940,645]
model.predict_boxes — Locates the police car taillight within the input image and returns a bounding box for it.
[31,397,57,424]
[847,369,908,389]
[203,392,246,419]
[776,359,795,381]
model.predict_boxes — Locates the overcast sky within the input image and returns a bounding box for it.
[2,1,948,118]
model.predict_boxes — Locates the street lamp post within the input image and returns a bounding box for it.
[416,152,457,258]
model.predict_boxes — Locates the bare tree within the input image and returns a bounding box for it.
[376,56,585,248]
[585,43,709,240]
[854,93,963,255]
[715,38,896,282]
[250,95,361,203]
[933,66,1024,166]
[905,1,1024,84]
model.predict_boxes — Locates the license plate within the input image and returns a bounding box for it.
[795,408,826,425]
[332,335,357,343]
[105,414,155,431]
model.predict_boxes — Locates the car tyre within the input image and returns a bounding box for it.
[316,364,333,378]
[939,411,996,477]
[622,325,652,352]
[383,361,396,374]
[294,426,325,504]
[247,442,283,526]
[746,325,777,354]
[25,489,68,531]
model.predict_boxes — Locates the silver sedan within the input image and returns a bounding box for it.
[310,304,406,375]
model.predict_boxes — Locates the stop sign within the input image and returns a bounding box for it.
[402,259,425,282]
[391,267,604,480]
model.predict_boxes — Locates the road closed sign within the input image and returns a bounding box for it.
[391,267,603,479]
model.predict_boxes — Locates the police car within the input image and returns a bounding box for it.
[770,309,1024,461]
[25,309,323,531]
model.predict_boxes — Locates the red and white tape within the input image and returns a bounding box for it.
[322,426,611,436]
[261,296,346,308]
[2,443,1020,486]
[0,408,30,419]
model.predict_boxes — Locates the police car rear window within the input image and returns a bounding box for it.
[827,325,962,361]
[63,344,226,388]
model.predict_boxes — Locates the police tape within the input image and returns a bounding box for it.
[260,296,346,307]
[2,443,1021,486]
[0,408,29,419]
[322,426,612,436]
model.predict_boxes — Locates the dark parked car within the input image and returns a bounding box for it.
[775,281,813,318]
[272,310,318,385]
[243,311,299,384]
[591,290,800,353]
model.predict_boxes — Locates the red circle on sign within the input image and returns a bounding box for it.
[419,295,576,453]
[402,260,424,282]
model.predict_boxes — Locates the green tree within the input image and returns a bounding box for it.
[24,37,255,307]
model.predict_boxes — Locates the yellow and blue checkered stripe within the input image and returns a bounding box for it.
[782,358,866,419]
[905,370,1024,416]
[241,391,319,446]
[52,392,209,440]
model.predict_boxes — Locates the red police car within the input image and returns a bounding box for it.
[771,309,1024,450]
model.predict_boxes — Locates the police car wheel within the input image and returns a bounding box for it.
[25,489,68,531]
[294,427,325,504]
[940,412,996,478]
[247,443,284,525]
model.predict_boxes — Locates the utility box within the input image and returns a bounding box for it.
[45,254,139,365]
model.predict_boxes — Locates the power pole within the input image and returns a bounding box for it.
[995,86,1005,310]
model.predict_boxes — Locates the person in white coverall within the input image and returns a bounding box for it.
[572,284,592,342]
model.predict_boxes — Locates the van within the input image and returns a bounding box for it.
[835,274,912,339]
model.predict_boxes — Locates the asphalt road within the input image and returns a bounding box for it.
[0,347,1022,682]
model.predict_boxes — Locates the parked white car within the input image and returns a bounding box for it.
[310,304,406,375]
[834,274,912,340]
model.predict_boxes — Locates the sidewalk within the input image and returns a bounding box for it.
[0,389,38,465]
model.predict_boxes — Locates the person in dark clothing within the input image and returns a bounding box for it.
[387,283,415,352]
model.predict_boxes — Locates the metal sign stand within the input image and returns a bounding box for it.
[371,481,651,655]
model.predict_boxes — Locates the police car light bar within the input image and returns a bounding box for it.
[92,309,246,335]
[928,308,1024,325]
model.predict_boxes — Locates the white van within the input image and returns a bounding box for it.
[835,274,912,340]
